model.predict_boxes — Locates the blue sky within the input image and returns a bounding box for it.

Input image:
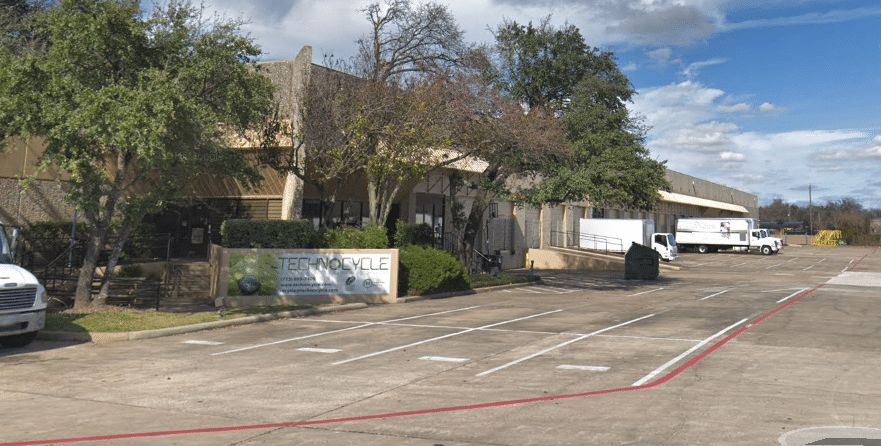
[143,0,881,210]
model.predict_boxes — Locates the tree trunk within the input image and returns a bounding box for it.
[73,224,109,309]
[367,179,380,225]
[461,199,489,274]
[96,218,141,301]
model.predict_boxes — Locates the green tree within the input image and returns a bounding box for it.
[493,16,603,112]
[0,0,274,308]
[450,76,571,271]
[492,17,669,211]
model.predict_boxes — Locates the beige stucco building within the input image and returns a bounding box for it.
[1,45,757,268]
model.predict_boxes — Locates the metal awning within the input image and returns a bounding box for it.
[658,190,749,213]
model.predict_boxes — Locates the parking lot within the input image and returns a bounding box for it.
[2,245,881,445]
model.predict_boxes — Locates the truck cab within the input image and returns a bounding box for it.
[759,229,783,252]
[750,229,780,254]
[1,222,48,348]
[750,229,780,255]
[652,233,678,261]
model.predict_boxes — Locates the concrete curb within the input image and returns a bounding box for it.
[37,303,369,343]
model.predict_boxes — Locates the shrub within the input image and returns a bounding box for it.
[320,223,389,249]
[221,219,317,249]
[115,264,144,278]
[398,245,471,296]
[393,221,435,247]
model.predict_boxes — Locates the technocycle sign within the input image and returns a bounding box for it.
[227,252,394,297]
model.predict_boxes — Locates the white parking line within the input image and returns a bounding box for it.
[765,263,782,270]
[332,309,564,365]
[596,334,703,343]
[632,318,747,386]
[297,348,341,353]
[628,288,665,297]
[211,306,481,356]
[475,314,655,377]
[212,323,375,356]
[557,365,610,372]
[539,286,579,294]
[700,289,729,301]
[777,288,809,303]
[760,287,807,293]
[420,356,469,363]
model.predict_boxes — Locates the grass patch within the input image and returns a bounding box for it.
[45,305,314,333]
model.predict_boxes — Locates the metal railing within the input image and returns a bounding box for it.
[549,230,625,254]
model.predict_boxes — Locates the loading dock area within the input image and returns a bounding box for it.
[2,246,881,445]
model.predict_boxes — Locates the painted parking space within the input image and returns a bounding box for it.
[3,246,879,446]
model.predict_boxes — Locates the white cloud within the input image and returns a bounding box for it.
[817,150,852,161]
[647,47,675,65]
[653,121,740,153]
[631,78,877,204]
[632,81,726,134]
[683,58,726,80]
[758,102,785,115]
[724,6,881,32]
[720,151,746,161]
[717,103,751,113]
[858,136,881,158]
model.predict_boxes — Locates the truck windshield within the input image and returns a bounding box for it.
[667,234,676,246]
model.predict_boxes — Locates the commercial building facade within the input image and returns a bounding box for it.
[1,45,757,268]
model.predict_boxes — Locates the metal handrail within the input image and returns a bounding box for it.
[550,230,625,253]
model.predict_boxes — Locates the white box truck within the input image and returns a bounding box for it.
[579,218,678,261]
[0,222,48,348]
[675,218,780,255]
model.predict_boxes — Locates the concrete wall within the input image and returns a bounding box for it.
[0,178,74,227]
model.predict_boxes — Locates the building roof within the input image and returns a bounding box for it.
[659,190,749,213]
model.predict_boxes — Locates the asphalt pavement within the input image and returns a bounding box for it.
[2,245,880,446]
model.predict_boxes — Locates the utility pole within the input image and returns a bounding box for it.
[808,184,813,242]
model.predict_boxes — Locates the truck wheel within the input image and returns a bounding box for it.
[697,245,709,254]
[761,245,773,255]
[0,331,38,348]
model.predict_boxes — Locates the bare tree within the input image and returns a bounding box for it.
[351,0,483,225]
[356,0,466,85]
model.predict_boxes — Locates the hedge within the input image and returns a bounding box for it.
[398,245,471,296]
[393,221,435,247]
[221,219,317,249]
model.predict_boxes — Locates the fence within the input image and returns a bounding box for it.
[17,233,174,307]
